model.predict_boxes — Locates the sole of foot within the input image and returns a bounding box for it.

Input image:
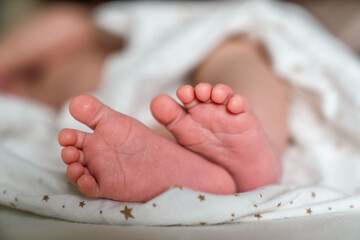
[58,94,236,202]
[151,83,280,192]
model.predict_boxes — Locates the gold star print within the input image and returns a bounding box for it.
[99,210,103,214]
[234,194,240,197]
[79,201,86,208]
[120,206,135,220]
[277,202,281,207]
[173,184,183,190]
[254,214,262,220]
[231,213,235,217]
[253,204,258,208]
[43,195,49,202]
[311,192,316,198]
[198,194,205,202]
[152,203,157,207]
[200,222,206,225]
[306,208,312,215]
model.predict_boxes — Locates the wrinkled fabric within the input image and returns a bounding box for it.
[1,0,360,225]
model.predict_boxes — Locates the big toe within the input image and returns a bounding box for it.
[69,94,107,129]
[150,94,185,126]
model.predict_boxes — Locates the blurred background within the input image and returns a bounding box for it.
[0,0,107,33]
[0,0,359,55]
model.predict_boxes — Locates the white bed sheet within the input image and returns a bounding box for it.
[1,205,360,240]
[1,0,360,227]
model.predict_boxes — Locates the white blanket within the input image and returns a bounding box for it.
[1,0,360,226]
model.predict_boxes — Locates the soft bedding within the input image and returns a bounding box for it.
[2,205,360,240]
[1,0,360,226]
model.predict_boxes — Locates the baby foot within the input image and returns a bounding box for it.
[151,84,280,192]
[58,95,235,202]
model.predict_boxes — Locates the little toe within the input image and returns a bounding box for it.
[69,94,110,129]
[211,84,233,104]
[195,83,212,102]
[77,174,99,198]
[67,162,85,183]
[227,95,248,114]
[58,128,86,148]
[150,94,186,126]
[61,146,81,165]
[176,85,195,104]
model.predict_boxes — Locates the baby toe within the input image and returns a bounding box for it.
[176,85,195,104]
[61,146,81,165]
[195,83,212,102]
[227,95,248,114]
[58,128,87,148]
[69,94,110,129]
[150,94,185,126]
[77,174,99,198]
[58,129,77,146]
[211,84,233,104]
[67,162,85,183]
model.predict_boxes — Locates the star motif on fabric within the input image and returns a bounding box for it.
[234,194,240,197]
[259,193,263,198]
[350,205,354,209]
[231,213,235,217]
[254,214,262,220]
[311,192,316,198]
[120,206,135,220]
[253,204,258,208]
[79,201,86,208]
[62,205,65,208]
[277,202,281,207]
[290,201,293,204]
[306,208,312,215]
[200,222,206,225]
[198,194,205,202]
[42,195,49,202]
[152,203,157,207]
[100,210,103,214]
[173,184,183,190]
[328,207,332,211]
